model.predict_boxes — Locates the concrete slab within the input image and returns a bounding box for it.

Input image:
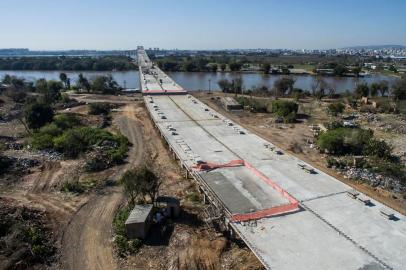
[232,211,382,270]
[303,193,406,269]
[200,166,290,215]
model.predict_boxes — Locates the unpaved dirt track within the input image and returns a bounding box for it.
[61,104,145,270]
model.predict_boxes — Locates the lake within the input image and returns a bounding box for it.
[0,70,398,93]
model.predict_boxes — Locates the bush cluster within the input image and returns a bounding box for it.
[235,96,268,113]
[88,102,111,115]
[317,127,373,155]
[269,100,298,123]
[318,126,405,184]
[31,114,129,163]
[327,102,345,116]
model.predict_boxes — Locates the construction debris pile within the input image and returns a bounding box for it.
[343,167,405,193]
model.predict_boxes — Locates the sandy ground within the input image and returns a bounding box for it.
[194,92,406,214]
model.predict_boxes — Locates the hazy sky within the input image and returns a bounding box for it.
[1,0,405,50]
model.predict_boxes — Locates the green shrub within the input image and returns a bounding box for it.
[326,120,344,130]
[364,139,393,160]
[53,129,89,158]
[186,191,200,202]
[39,123,63,136]
[53,113,81,130]
[236,96,268,113]
[24,102,54,130]
[113,206,130,236]
[61,180,86,194]
[24,226,55,262]
[113,206,142,257]
[369,158,406,184]
[269,100,298,123]
[31,133,55,150]
[317,127,372,155]
[88,102,111,115]
[327,102,345,116]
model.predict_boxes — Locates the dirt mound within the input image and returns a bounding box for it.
[0,197,56,270]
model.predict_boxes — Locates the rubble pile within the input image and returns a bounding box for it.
[343,167,405,193]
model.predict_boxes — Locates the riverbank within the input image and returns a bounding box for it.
[1,70,399,93]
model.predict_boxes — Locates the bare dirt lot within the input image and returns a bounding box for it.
[194,92,406,215]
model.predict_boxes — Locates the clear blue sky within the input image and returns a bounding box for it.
[1,0,405,50]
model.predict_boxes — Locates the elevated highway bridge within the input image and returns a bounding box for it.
[137,46,406,270]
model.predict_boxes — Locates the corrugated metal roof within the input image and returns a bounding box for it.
[125,204,153,224]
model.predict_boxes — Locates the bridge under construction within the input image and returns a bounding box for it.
[137,46,406,270]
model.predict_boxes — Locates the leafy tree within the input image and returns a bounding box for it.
[274,77,295,96]
[354,83,369,98]
[220,63,227,72]
[370,83,380,97]
[77,73,91,92]
[120,166,161,207]
[35,79,62,103]
[365,139,393,160]
[233,77,243,95]
[333,64,348,76]
[378,80,389,97]
[261,63,271,74]
[2,74,12,84]
[229,62,242,72]
[388,65,397,73]
[352,67,362,77]
[91,75,121,94]
[218,79,232,93]
[24,102,54,129]
[391,77,406,100]
[210,63,218,72]
[59,73,68,88]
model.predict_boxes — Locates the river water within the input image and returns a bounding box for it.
[0,70,398,93]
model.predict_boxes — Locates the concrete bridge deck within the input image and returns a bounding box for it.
[137,47,406,270]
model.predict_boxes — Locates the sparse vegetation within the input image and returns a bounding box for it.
[0,198,56,268]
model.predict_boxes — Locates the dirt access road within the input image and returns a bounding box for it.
[60,103,145,270]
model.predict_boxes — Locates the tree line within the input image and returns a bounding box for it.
[217,75,406,101]
[0,56,137,71]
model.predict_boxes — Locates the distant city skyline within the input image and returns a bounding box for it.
[1,0,405,50]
